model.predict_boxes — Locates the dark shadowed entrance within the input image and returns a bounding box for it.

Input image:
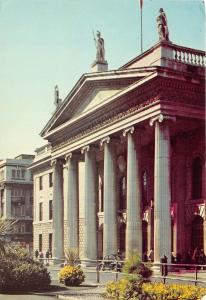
[191,215,203,251]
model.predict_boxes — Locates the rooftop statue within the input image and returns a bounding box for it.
[157,8,169,41]
[54,85,62,108]
[93,30,105,62]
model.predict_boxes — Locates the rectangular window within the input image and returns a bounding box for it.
[49,173,53,187]
[21,224,25,233]
[49,200,53,220]
[12,169,16,178]
[39,176,43,190]
[16,169,20,179]
[21,169,25,179]
[1,203,4,217]
[39,234,42,252]
[49,233,52,253]
[39,202,43,221]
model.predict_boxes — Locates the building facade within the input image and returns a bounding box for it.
[0,154,34,250]
[30,41,205,263]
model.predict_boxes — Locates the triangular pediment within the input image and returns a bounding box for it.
[41,67,156,138]
[74,87,122,116]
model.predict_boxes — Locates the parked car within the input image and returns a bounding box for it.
[98,254,123,271]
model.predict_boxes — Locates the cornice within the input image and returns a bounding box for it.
[41,67,157,137]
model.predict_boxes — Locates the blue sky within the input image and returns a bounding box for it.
[0,0,205,159]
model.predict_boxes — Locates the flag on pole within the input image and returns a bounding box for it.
[139,0,143,9]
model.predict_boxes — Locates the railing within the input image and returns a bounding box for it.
[37,258,206,286]
[173,45,206,67]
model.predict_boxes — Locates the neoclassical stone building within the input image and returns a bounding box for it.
[0,154,34,250]
[30,40,205,263]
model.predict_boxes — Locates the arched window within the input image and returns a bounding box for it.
[119,176,126,210]
[142,170,148,206]
[192,157,202,199]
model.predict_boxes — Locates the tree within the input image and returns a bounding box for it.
[0,218,17,255]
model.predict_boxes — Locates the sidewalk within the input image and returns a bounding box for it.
[33,280,105,300]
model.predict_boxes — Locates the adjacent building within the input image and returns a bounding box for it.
[29,38,205,263]
[0,154,34,250]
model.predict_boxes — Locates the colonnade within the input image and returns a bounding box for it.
[51,114,175,263]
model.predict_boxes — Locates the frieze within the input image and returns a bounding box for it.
[52,96,159,152]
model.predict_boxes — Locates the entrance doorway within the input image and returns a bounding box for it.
[142,220,148,260]
[191,215,203,251]
[119,223,126,254]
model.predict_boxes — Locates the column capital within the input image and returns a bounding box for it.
[123,126,134,137]
[51,158,64,168]
[100,136,110,147]
[51,159,57,167]
[149,114,176,126]
[81,145,98,154]
[100,136,119,147]
[65,153,72,162]
[81,145,90,154]
[65,153,80,163]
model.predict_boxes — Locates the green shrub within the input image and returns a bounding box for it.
[59,265,85,286]
[64,248,79,266]
[0,246,51,292]
[123,251,152,278]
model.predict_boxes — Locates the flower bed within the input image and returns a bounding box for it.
[106,279,206,300]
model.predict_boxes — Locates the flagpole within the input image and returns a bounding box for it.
[141,5,143,53]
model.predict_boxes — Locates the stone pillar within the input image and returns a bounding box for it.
[123,127,142,258]
[81,146,97,263]
[100,137,117,256]
[51,159,64,259]
[150,114,176,263]
[65,153,79,250]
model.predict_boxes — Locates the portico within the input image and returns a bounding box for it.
[30,40,205,263]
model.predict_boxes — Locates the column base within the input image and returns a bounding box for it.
[51,257,65,266]
[81,259,97,267]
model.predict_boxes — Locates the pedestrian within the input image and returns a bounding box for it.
[45,249,50,264]
[148,249,154,262]
[35,249,39,259]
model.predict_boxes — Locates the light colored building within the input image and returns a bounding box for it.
[0,154,34,250]
[30,39,205,263]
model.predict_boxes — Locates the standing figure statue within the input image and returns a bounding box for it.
[157,8,169,41]
[93,30,105,62]
[54,85,62,108]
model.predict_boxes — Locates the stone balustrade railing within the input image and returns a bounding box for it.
[173,45,206,66]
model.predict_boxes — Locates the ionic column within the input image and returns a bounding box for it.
[100,137,117,256]
[65,153,79,250]
[123,127,142,258]
[150,114,176,263]
[51,159,64,259]
[81,146,97,262]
